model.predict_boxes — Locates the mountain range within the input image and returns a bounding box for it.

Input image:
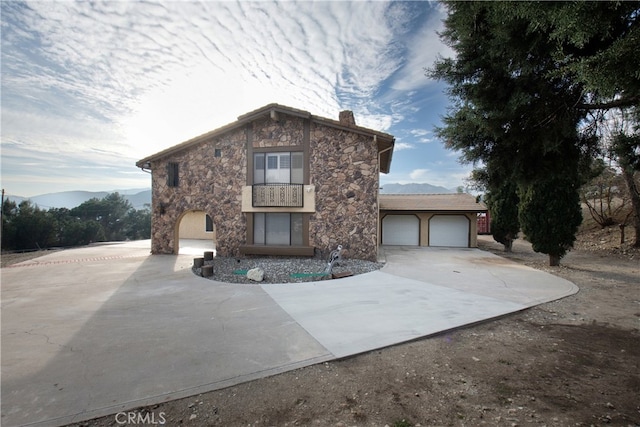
[379,183,454,194]
[4,189,152,210]
[5,183,452,210]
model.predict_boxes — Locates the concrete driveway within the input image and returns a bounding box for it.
[1,242,577,427]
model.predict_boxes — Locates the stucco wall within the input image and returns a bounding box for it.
[178,211,215,240]
[379,212,480,248]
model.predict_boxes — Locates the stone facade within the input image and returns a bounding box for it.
[251,115,304,148]
[309,124,380,260]
[149,127,247,257]
[143,105,392,261]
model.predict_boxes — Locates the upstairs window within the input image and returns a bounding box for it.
[267,155,279,170]
[167,162,179,187]
[205,214,213,232]
[254,152,303,184]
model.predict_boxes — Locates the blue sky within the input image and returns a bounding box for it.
[1,0,468,198]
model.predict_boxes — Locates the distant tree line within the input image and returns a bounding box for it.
[1,192,151,251]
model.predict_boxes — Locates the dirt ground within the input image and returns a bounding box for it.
[6,226,640,427]
[1,249,61,268]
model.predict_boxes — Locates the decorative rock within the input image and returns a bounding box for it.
[201,265,213,277]
[247,267,264,282]
[193,257,204,268]
[204,251,214,261]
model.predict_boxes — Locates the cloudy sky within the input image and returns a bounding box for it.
[1,0,467,198]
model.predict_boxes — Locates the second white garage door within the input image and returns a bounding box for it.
[429,215,469,247]
[382,215,419,245]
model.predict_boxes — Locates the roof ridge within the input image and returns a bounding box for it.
[136,103,395,169]
[380,193,471,196]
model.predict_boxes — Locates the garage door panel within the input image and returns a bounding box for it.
[429,215,469,247]
[382,215,419,245]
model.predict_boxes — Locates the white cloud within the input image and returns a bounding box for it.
[394,142,415,151]
[410,129,431,137]
[1,0,453,196]
[410,168,429,180]
[388,3,453,92]
[409,129,435,143]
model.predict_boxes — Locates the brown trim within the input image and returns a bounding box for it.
[252,146,297,153]
[245,213,254,245]
[239,245,315,257]
[246,125,254,185]
[310,116,393,143]
[136,103,394,169]
[302,213,310,246]
[238,103,311,122]
[380,209,486,215]
[303,119,310,185]
[302,120,310,246]
[379,195,487,213]
[245,126,254,245]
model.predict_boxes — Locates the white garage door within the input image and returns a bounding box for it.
[429,215,469,247]
[382,215,419,245]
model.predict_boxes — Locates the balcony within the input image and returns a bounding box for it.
[252,184,304,208]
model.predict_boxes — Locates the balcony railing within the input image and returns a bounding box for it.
[252,184,304,208]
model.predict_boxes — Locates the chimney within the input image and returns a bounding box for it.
[339,110,356,127]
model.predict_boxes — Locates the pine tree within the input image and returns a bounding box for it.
[428,1,638,264]
[518,176,583,266]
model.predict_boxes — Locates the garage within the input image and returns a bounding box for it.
[428,215,470,247]
[379,194,487,248]
[382,215,419,245]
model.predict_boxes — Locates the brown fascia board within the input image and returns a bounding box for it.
[381,207,488,213]
[135,119,245,168]
[378,139,394,174]
[237,103,312,121]
[379,194,488,212]
[136,103,395,171]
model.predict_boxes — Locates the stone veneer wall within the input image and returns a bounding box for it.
[309,123,380,261]
[251,115,304,148]
[150,112,381,261]
[150,127,247,256]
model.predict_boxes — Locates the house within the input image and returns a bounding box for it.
[136,104,395,262]
[379,193,487,247]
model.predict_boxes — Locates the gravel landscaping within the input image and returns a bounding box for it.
[193,255,384,284]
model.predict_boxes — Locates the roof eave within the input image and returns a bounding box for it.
[136,103,396,169]
[380,207,488,212]
[135,119,245,168]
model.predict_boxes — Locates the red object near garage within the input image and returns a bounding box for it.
[477,212,491,235]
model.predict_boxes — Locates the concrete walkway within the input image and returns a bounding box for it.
[1,241,577,427]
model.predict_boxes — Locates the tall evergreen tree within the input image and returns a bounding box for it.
[486,180,520,252]
[429,1,638,264]
[518,176,583,266]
